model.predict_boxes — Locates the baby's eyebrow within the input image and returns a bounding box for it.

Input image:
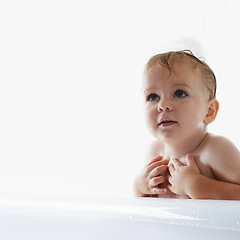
[173,83,192,90]
[143,88,156,94]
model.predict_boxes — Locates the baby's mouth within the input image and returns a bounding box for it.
[159,120,177,126]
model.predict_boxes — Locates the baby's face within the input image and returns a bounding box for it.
[142,61,210,143]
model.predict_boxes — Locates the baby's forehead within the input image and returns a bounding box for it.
[142,61,207,93]
[144,59,202,81]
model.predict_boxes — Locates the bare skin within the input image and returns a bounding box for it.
[134,59,240,199]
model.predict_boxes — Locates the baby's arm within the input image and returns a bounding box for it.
[186,174,240,200]
[168,154,240,200]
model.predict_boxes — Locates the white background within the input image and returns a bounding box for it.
[0,0,240,198]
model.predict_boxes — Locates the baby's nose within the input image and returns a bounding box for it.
[157,100,173,112]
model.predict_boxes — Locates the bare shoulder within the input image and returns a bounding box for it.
[144,140,164,164]
[206,133,239,154]
[206,133,240,183]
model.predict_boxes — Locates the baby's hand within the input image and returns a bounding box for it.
[168,154,201,196]
[136,155,170,196]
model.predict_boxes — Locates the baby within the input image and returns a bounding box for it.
[133,50,240,199]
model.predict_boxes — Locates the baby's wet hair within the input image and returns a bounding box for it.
[144,50,216,100]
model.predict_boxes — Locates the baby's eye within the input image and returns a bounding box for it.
[174,90,187,98]
[147,93,160,102]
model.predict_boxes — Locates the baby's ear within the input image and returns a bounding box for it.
[204,99,219,124]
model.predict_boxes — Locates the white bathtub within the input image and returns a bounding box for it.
[0,192,239,239]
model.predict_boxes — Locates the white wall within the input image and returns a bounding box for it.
[1,0,240,198]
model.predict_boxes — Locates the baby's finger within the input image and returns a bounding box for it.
[167,173,173,184]
[147,159,170,173]
[149,176,166,187]
[149,165,168,178]
[152,187,168,195]
[167,184,173,193]
[170,158,183,169]
[147,156,170,166]
[186,154,195,166]
[147,155,163,166]
[168,164,175,173]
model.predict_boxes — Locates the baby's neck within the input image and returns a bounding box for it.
[163,132,208,161]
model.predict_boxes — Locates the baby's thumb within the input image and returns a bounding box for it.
[186,154,195,166]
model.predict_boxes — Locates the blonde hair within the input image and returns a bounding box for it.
[144,50,216,100]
